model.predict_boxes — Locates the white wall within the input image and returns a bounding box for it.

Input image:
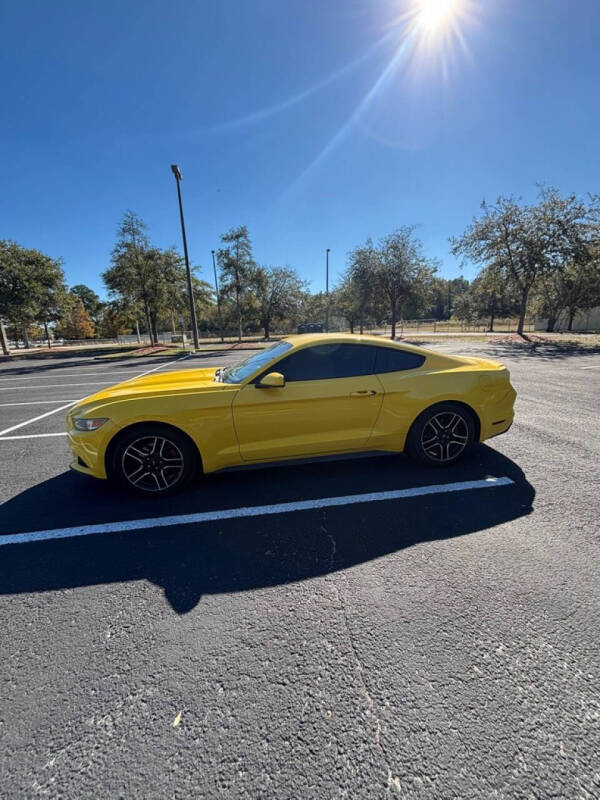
[535,307,600,331]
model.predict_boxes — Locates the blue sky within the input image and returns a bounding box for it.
[1,0,598,298]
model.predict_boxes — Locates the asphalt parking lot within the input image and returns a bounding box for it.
[1,342,599,798]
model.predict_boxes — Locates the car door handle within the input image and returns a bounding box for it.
[350,390,377,396]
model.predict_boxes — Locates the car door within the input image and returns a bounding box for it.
[232,343,384,461]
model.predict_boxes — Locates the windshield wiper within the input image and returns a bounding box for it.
[214,368,224,382]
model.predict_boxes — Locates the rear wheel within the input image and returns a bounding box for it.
[110,425,197,495]
[407,403,476,467]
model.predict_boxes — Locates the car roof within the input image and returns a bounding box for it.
[282,332,429,355]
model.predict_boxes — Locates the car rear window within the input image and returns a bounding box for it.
[373,347,425,373]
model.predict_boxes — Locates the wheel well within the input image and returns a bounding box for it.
[407,401,481,445]
[104,421,203,478]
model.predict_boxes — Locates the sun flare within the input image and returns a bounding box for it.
[417,0,461,32]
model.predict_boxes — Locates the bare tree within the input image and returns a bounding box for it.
[452,189,599,335]
[345,241,378,334]
[376,227,437,340]
[254,266,307,339]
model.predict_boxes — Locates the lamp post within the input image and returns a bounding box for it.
[211,249,225,343]
[170,164,199,350]
[325,248,330,333]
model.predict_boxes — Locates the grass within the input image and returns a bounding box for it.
[528,332,600,348]
[401,331,600,347]
[402,334,492,343]
[2,343,136,361]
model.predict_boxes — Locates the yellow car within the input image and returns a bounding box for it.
[66,334,516,495]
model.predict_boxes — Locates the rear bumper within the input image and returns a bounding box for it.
[487,418,513,439]
[480,384,517,441]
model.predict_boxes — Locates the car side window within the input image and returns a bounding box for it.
[373,347,425,373]
[266,343,376,382]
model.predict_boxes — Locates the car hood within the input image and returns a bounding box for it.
[74,367,232,409]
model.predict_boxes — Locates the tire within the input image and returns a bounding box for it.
[109,424,198,495]
[407,402,476,467]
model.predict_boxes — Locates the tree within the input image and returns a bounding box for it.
[103,214,199,345]
[452,197,536,335]
[217,226,255,342]
[0,240,66,348]
[297,290,327,326]
[254,266,306,339]
[563,255,600,330]
[191,276,216,334]
[452,189,599,335]
[534,189,599,331]
[144,247,188,341]
[98,301,132,338]
[70,284,104,327]
[375,227,437,339]
[452,292,476,324]
[333,278,361,333]
[56,294,95,339]
[530,256,600,331]
[468,265,519,331]
[345,242,378,333]
[103,212,157,344]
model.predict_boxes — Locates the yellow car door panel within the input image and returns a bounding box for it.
[232,343,385,461]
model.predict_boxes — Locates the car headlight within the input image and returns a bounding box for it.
[73,417,108,432]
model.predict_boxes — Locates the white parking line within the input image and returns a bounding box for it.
[0,356,194,392]
[122,355,191,381]
[0,370,143,381]
[0,381,120,390]
[0,400,76,407]
[0,401,77,437]
[0,355,192,439]
[0,432,68,440]
[0,477,514,546]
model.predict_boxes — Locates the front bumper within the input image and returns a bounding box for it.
[66,417,121,479]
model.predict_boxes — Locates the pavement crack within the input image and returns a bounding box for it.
[333,580,401,794]
[320,509,337,571]
[321,510,400,795]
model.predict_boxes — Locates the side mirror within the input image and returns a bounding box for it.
[257,371,285,388]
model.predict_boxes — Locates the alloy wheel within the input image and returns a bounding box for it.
[121,435,184,492]
[420,411,469,463]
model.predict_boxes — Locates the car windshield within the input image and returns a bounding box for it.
[221,341,292,384]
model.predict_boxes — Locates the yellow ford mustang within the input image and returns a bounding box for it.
[66,334,516,495]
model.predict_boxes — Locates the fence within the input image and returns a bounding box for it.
[6,316,540,351]
[324,318,535,336]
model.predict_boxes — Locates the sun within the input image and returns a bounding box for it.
[417,0,461,32]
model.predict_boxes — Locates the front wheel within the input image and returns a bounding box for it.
[407,403,476,467]
[110,425,197,495]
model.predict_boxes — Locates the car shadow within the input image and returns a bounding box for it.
[0,446,534,614]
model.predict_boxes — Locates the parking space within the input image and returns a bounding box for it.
[1,343,599,798]
[0,352,243,439]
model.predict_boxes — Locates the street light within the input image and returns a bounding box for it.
[325,248,331,333]
[170,164,199,350]
[211,249,225,343]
